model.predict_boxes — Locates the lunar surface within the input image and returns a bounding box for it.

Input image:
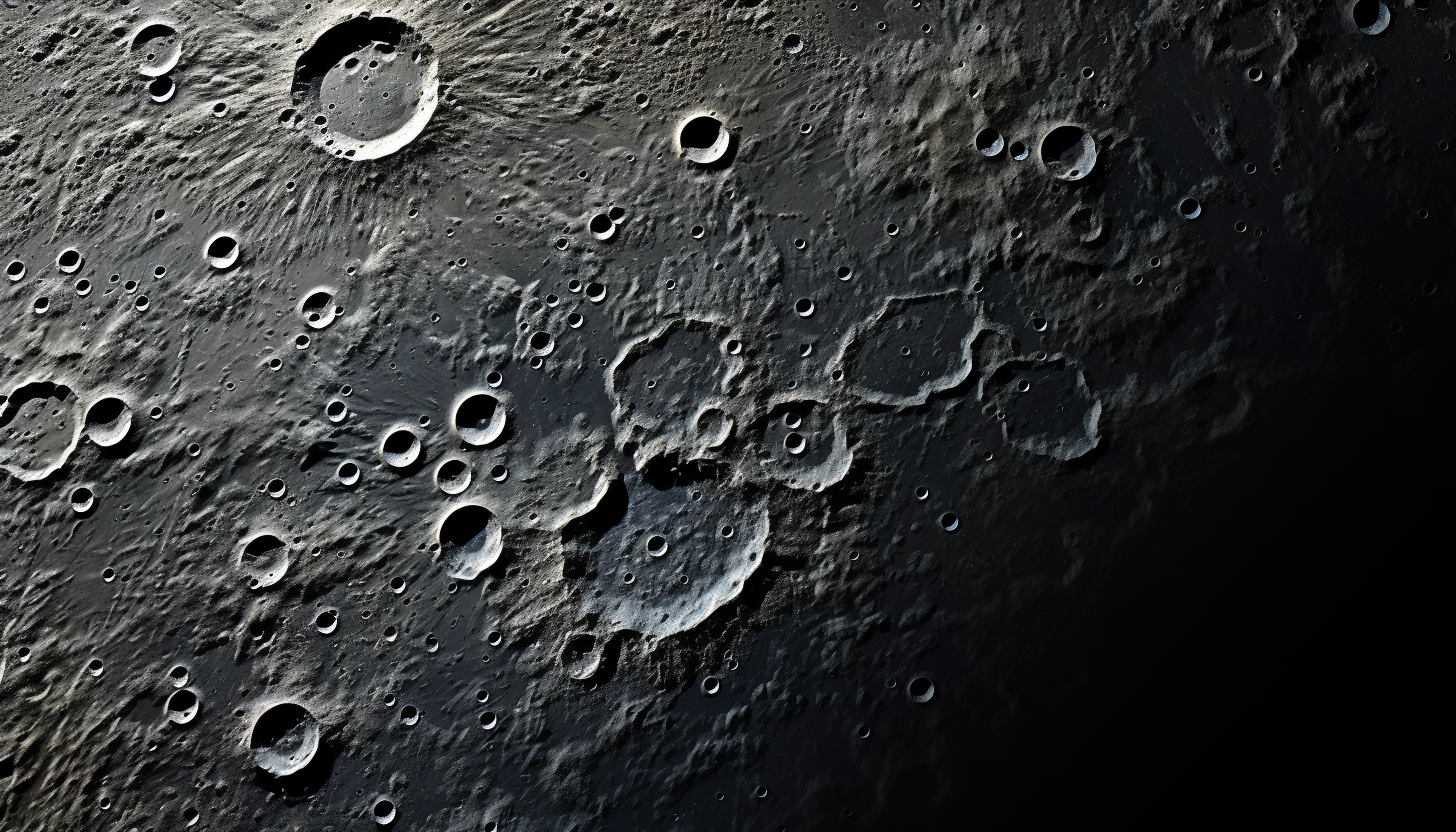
[0,0,1449,829]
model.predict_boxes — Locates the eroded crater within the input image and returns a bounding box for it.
[562,468,768,638]
[834,291,983,407]
[981,357,1101,461]
[751,399,853,492]
[607,319,744,469]
[0,381,82,482]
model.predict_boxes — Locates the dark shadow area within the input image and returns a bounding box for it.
[640,453,719,491]
[679,116,723,151]
[299,440,336,471]
[876,332,1449,830]
[0,381,69,425]
[439,504,495,549]
[563,631,623,685]
[562,478,629,554]
[293,16,406,93]
[94,432,142,460]
[1353,0,1383,30]
[704,133,740,170]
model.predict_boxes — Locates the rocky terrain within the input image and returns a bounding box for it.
[0,0,1450,829]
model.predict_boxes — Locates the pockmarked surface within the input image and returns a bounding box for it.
[0,0,1451,829]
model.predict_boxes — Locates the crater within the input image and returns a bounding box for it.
[300,288,337,329]
[205,233,239,270]
[438,504,503,581]
[238,533,290,590]
[0,381,82,482]
[380,427,422,468]
[607,319,743,468]
[292,15,438,160]
[165,688,200,724]
[130,22,180,77]
[435,458,471,494]
[675,113,731,165]
[250,703,320,777]
[833,291,984,407]
[980,357,1102,461]
[84,396,133,448]
[753,400,853,491]
[454,392,506,447]
[1352,0,1391,35]
[1039,124,1098,181]
[561,632,605,681]
[562,470,769,638]
[975,127,1004,157]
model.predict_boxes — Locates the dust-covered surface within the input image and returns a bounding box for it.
[0,0,1451,829]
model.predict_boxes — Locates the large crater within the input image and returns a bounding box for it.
[292,14,438,161]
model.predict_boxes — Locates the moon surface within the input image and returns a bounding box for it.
[0,0,1449,829]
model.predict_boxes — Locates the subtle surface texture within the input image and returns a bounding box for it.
[0,1,1450,829]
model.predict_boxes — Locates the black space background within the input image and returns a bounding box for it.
[920,313,1451,829]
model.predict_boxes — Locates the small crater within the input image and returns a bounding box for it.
[148,75,176,103]
[908,676,935,703]
[70,486,95,514]
[676,114,731,165]
[239,534,289,590]
[301,289,337,329]
[1352,0,1391,35]
[131,22,181,77]
[438,504,503,580]
[166,688,200,724]
[205,234,239,269]
[250,703,320,777]
[975,127,1004,157]
[589,212,615,241]
[454,393,506,447]
[380,428,422,468]
[1039,124,1097,181]
[372,797,397,825]
[57,248,83,274]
